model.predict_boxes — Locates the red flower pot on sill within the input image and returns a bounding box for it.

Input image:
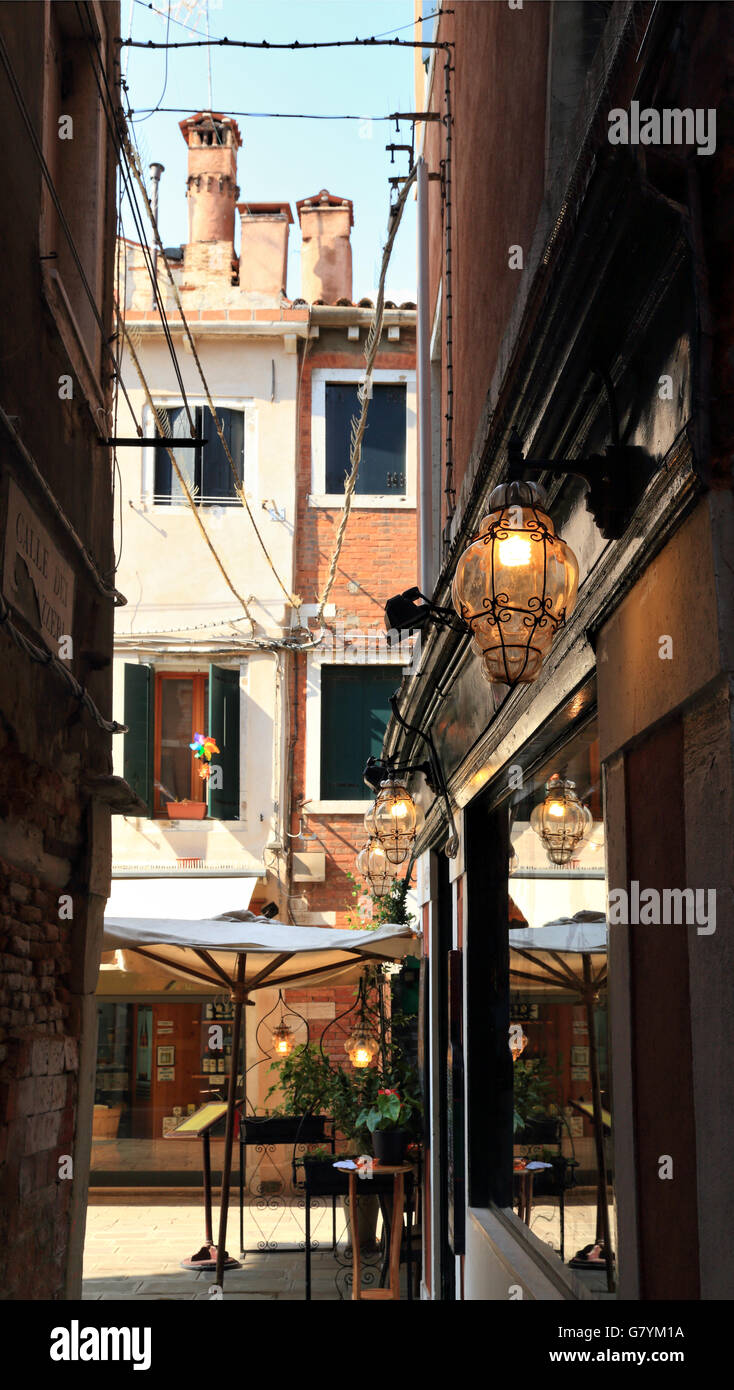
[166,800,206,820]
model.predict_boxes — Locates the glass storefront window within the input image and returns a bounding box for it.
[92,996,237,1183]
[506,722,617,1295]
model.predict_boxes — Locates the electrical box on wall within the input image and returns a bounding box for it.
[292,852,326,882]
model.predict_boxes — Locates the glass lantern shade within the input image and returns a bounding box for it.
[345,1026,379,1069]
[272,1021,294,1057]
[452,480,579,686]
[373,777,421,865]
[509,1025,528,1061]
[530,774,593,865]
[363,802,377,836]
[356,837,393,896]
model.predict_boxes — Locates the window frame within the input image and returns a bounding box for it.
[153,671,208,816]
[309,367,417,509]
[305,649,410,813]
[142,398,257,508]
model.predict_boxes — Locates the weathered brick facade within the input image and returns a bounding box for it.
[0,0,120,1298]
[289,335,417,928]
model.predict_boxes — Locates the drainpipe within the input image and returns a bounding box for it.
[417,156,433,595]
[149,162,164,302]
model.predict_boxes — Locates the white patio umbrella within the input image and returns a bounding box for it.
[101,908,419,1285]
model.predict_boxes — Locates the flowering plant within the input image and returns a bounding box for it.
[355,1087,420,1134]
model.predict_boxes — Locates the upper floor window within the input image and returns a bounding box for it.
[310,368,416,508]
[320,665,398,801]
[123,663,240,819]
[154,406,244,505]
[325,383,406,495]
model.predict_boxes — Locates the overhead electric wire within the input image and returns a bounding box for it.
[120,36,453,52]
[75,2,197,435]
[120,110,303,612]
[133,0,171,123]
[128,107,406,121]
[77,2,302,615]
[0,28,141,436]
[316,164,418,623]
[0,595,126,734]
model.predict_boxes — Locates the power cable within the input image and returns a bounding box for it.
[0,595,125,735]
[133,0,171,122]
[315,165,418,622]
[120,112,303,612]
[78,6,301,613]
[120,36,453,52]
[0,28,141,434]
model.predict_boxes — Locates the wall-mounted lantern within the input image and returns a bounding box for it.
[530,773,592,865]
[452,480,579,687]
[371,774,424,866]
[355,836,394,896]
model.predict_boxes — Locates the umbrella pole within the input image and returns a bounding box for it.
[215,952,246,1288]
[582,955,614,1292]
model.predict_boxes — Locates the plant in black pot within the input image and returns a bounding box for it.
[356,1086,420,1166]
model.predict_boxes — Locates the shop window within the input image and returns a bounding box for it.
[466,716,617,1296]
[325,383,406,495]
[320,665,397,800]
[153,406,244,505]
[123,664,240,818]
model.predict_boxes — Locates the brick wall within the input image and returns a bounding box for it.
[291,334,418,931]
[0,750,83,1298]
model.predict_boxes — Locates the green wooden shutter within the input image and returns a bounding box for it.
[208,664,240,819]
[123,663,154,815]
[320,667,397,799]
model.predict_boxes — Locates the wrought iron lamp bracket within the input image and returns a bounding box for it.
[506,427,652,542]
[388,693,459,860]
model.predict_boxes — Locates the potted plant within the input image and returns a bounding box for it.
[356,1087,420,1166]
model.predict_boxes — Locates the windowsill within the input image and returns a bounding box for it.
[308,494,416,510]
[308,800,373,816]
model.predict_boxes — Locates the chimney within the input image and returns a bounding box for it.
[237,202,293,300]
[179,112,242,285]
[296,190,354,303]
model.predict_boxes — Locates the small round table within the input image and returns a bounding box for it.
[348,1162,413,1301]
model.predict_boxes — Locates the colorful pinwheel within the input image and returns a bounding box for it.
[190,732,220,780]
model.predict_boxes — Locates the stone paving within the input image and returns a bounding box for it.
[82,1191,394,1301]
[82,1187,613,1300]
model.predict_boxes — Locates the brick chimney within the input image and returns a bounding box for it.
[237,202,293,300]
[296,190,354,303]
[179,112,241,286]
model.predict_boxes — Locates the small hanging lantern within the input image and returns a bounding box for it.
[356,836,394,896]
[530,773,592,865]
[372,775,422,865]
[272,1020,294,1057]
[509,1024,528,1061]
[452,480,579,686]
[345,1023,379,1069]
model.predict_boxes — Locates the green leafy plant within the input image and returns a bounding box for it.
[513,1056,555,1134]
[356,1087,420,1135]
[265,1043,332,1117]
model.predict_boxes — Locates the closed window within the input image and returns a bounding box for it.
[325,383,406,495]
[123,663,240,818]
[320,666,398,800]
[153,406,244,504]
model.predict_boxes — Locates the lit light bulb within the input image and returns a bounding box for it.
[353,1047,370,1068]
[275,1038,289,1054]
[498,533,533,568]
[391,798,410,820]
[547,800,566,818]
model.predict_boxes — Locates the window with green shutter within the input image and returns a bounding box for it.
[123,663,155,816]
[320,666,398,800]
[208,665,240,820]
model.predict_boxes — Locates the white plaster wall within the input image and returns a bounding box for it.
[114,334,298,634]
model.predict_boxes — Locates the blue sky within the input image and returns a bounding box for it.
[122,0,421,300]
